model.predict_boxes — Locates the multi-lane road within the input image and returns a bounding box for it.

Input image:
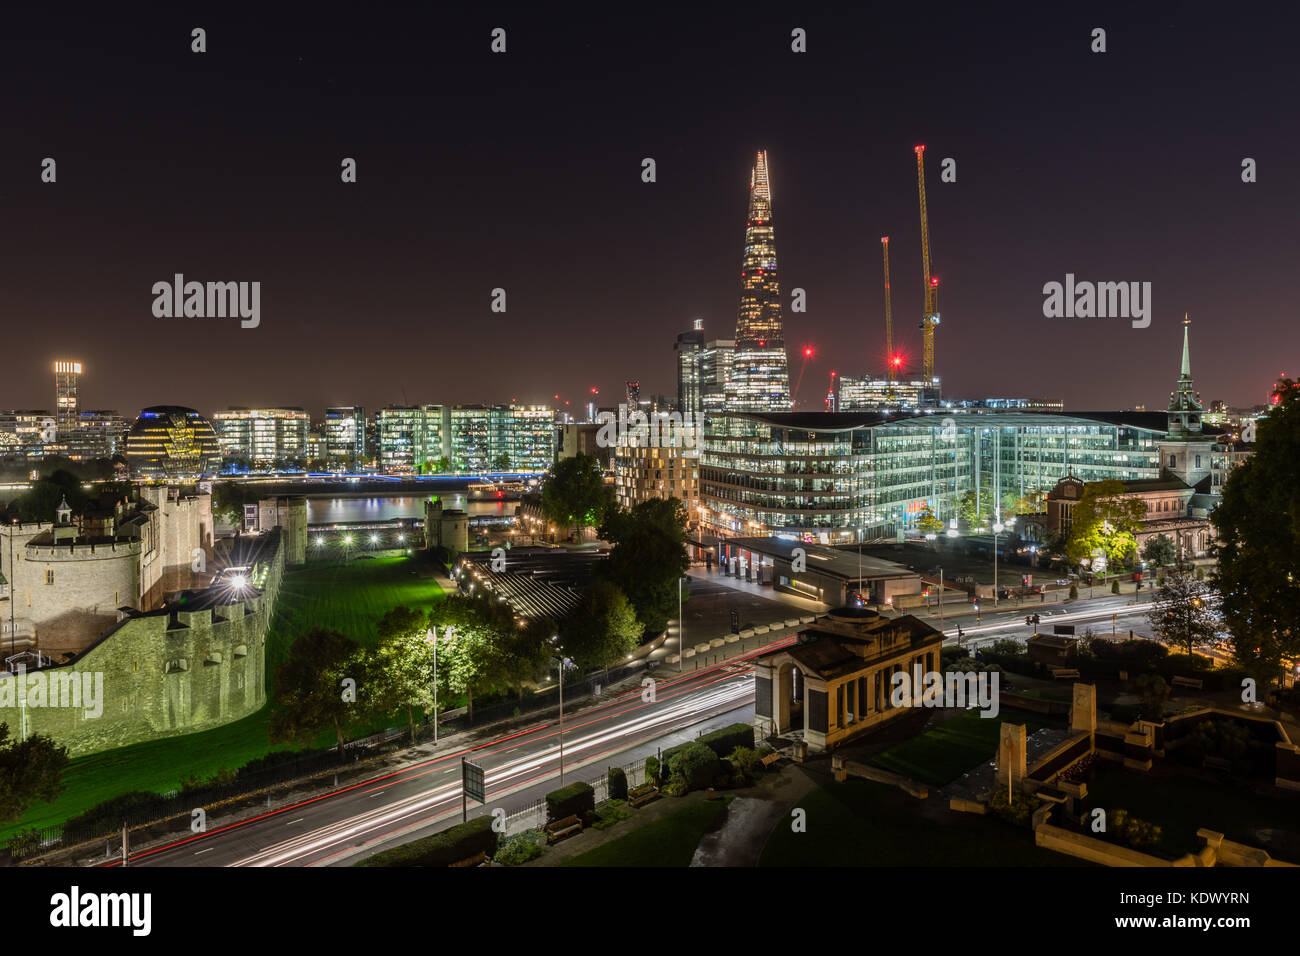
[115,591,1162,868]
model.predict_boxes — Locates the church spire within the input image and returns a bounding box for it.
[1167,313,1202,438]
[1180,313,1191,379]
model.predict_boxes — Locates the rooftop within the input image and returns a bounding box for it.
[727,537,919,582]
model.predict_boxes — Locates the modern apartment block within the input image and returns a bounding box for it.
[211,407,311,466]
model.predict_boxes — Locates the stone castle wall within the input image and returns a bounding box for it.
[0,532,284,757]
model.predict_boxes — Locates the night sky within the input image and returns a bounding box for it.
[2,4,1297,419]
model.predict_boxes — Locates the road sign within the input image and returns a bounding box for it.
[462,758,486,804]
[1053,624,1076,636]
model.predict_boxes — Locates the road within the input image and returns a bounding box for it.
[119,638,792,868]
[116,591,1165,868]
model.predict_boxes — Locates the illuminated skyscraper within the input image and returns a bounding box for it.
[54,360,82,431]
[725,151,791,412]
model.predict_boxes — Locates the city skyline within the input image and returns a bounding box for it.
[3,10,1296,417]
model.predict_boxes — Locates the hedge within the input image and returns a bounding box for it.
[608,767,628,801]
[696,723,755,759]
[546,781,595,822]
[662,741,720,793]
[354,815,497,867]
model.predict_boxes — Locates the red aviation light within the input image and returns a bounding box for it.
[915,144,926,153]
[804,347,814,358]
[931,277,939,286]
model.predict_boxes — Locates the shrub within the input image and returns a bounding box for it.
[663,741,720,794]
[592,800,632,830]
[988,787,1035,828]
[1111,579,1120,594]
[355,815,497,867]
[1068,583,1079,600]
[493,831,544,866]
[727,746,763,786]
[608,766,628,801]
[1110,809,1163,852]
[696,722,755,759]
[644,756,661,786]
[545,781,595,822]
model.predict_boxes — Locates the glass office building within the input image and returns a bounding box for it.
[700,410,1168,543]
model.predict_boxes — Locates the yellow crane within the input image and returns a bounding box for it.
[914,145,940,387]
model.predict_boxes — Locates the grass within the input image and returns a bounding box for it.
[1084,765,1300,860]
[0,555,444,841]
[759,778,1084,866]
[561,798,729,867]
[866,708,1048,787]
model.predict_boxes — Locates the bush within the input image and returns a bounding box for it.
[727,746,763,785]
[696,722,755,759]
[644,756,661,786]
[1068,583,1079,600]
[608,766,628,801]
[663,741,720,794]
[988,787,1035,828]
[355,815,497,867]
[493,831,544,866]
[1111,579,1120,594]
[545,781,595,822]
[1110,809,1163,852]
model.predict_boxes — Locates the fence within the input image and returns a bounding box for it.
[3,739,392,863]
[4,651,654,862]
[501,757,648,836]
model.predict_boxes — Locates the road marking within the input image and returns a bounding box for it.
[367,791,386,798]
[286,818,304,825]
[194,847,214,855]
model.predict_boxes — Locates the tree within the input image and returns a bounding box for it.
[1147,569,1217,660]
[541,454,611,540]
[0,724,69,824]
[430,593,531,717]
[916,505,944,535]
[371,606,436,744]
[13,469,87,522]
[1066,480,1146,569]
[598,497,690,635]
[1212,379,1300,687]
[269,629,364,753]
[212,481,258,526]
[1141,534,1177,568]
[561,580,642,678]
[956,490,980,527]
[492,453,512,472]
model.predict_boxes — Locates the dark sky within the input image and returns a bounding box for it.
[2,4,1297,419]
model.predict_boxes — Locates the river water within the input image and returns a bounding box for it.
[304,494,515,525]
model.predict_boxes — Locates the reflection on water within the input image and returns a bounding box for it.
[305,494,513,525]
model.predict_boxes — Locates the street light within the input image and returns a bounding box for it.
[554,639,565,785]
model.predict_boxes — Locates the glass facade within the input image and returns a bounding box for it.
[724,151,791,412]
[701,411,1166,543]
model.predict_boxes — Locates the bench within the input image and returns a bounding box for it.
[628,783,660,808]
[1050,667,1081,680]
[544,814,583,845]
[760,751,782,768]
[449,850,488,867]
[1172,675,1204,690]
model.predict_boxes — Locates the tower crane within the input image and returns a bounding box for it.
[915,146,940,388]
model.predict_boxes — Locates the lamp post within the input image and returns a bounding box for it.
[556,646,565,785]
[993,520,1003,608]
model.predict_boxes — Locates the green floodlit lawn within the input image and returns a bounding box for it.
[0,555,444,840]
[1084,766,1300,860]
[866,708,1048,788]
[561,799,730,867]
[759,778,1084,867]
